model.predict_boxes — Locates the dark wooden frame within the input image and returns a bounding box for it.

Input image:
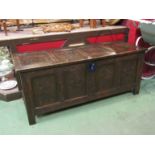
[0,26,129,52]
[2,26,146,126]
[12,41,145,125]
[0,26,129,101]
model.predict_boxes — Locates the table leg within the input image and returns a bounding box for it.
[90,19,97,28]
[2,21,8,36]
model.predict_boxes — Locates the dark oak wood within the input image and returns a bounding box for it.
[0,87,21,101]
[0,26,129,101]
[12,42,145,125]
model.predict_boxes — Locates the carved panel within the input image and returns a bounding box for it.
[95,60,115,92]
[31,72,59,107]
[62,63,87,100]
[119,56,137,86]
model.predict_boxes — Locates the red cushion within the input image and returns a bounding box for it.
[17,34,125,53]
[87,34,125,43]
[17,40,66,53]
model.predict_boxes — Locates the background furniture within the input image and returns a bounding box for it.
[0,19,21,36]
[135,21,155,79]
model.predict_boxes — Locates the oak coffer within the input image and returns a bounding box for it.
[12,42,145,125]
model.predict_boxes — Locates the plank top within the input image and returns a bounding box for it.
[12,42,145,72]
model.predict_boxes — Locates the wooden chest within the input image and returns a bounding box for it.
[12,42,145,125]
